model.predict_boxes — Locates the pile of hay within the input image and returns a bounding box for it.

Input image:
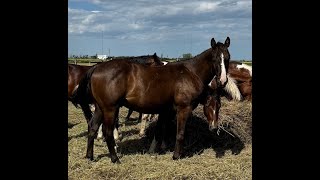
[68,98,252,179]
[116,98,252,158]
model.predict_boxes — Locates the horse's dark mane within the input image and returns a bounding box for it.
[229,61,242,65]
[173,41,225,64]
[192,48,212,61]
[169,48,212,66]
[128,55,153,59]
[127,55,153,63]
[115,53,161,65]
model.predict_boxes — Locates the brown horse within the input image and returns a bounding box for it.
[68,53,163,127]
[70,37,231,163]
[120,60,243,138]
[238,80,252,101]
[68,64,94,123]
[223,61,252,101]
[68,64,92,99]
[68,53,163,143]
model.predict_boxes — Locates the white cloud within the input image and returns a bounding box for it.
[69,0,251,40]
[68,0,251,58]
[194,2,219,14]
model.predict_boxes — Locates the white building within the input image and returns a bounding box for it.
[97,55,107,60]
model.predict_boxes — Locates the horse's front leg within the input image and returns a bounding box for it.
[80,103,93,124]
[173,106,192,160]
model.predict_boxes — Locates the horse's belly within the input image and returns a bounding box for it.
[124,96,170,114]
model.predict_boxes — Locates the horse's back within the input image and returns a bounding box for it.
[228,62,251,82]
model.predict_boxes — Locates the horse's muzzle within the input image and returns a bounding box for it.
[217,77,228,89]
[209,124,218,131]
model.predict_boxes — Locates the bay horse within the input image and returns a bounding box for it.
[70,37,230,163]
[68,53,163,135]
[136,85,221,138]
[68,64,95,123]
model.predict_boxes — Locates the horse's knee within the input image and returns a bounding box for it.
[176,132,184,142]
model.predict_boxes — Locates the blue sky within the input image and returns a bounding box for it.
[68,0,252,60]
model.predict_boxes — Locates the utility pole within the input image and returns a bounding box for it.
[102,31,104,55]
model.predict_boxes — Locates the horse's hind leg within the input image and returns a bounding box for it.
[80,103,93,124]
[148,113,166,154]
[125,108,133,122]
[102,107,121,164]
[160,111,175,152]
[85,105,103,160]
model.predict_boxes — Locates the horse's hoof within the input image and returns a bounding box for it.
[85,155,94,161]
[115,160,121,164]
[111,157,120,164]
[172,153,180,160]
[148,149,157,155]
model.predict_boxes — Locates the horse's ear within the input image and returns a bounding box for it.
[211,38,216,48]
[153,52,157,56]
[225,37,230,47]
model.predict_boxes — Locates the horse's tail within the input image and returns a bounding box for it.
[69,65,97,109]
[223,75,242,101]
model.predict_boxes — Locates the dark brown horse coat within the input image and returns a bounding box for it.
[70,37,231,163]
[68,53,163,123]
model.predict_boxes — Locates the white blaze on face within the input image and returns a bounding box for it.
[220,53,227,84]
[163,61,168,65]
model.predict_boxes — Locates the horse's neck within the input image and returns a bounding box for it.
[185,49,214,85]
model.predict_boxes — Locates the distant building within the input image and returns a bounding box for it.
[97,55,108,60]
